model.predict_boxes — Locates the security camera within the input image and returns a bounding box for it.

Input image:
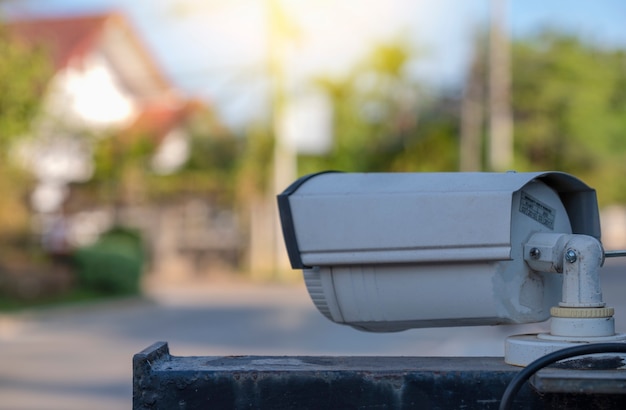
[277,171,625,365]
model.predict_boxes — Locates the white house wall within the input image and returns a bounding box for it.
[151,128,190,175]
[20,48,139,213]
[44,50,137,129]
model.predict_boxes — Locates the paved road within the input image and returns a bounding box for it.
[1,260,625,410]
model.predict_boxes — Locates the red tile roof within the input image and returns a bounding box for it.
[6,12,226,145]
[8,13,106,69]
[125,99,209,144]
[7,12,170,91]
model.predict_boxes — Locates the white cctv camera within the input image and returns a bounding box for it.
[278,171,625,365]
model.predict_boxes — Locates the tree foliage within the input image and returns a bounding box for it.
[298,40,458,176]
[151,125,241,206]
[87,107,240,208]
[0,22,51,237]
[511,32,626,204]
[236,123,274,198]
[0,25,50,151]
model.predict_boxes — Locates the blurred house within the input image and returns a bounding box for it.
[8,12,179,210]
[7,12,240,279]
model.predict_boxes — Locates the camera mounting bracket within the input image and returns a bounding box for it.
[505,233,626,366]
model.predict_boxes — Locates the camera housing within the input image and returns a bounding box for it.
[278,171,601,333]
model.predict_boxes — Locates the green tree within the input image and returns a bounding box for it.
[511,32,626,204]
[88,128,155,214]
[0,23,51,237]
[299,40,458,175]
[0,26,50,147]
[86,105,238,210]
[237,123,274,199]
[147,120,241,207]
[177,111,240,204]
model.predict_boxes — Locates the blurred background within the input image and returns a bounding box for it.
[2,0,626,408]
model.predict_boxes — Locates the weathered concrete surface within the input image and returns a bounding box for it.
[133,341,626,409]
[1,260,625,409]
[134,342,541,409]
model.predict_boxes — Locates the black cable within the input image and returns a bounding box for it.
[499,342,626,410]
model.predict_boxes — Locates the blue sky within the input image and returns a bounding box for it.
[5,0,626,126]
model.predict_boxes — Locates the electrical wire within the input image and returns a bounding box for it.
[605,250,626,258]
[499,342,626,410]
